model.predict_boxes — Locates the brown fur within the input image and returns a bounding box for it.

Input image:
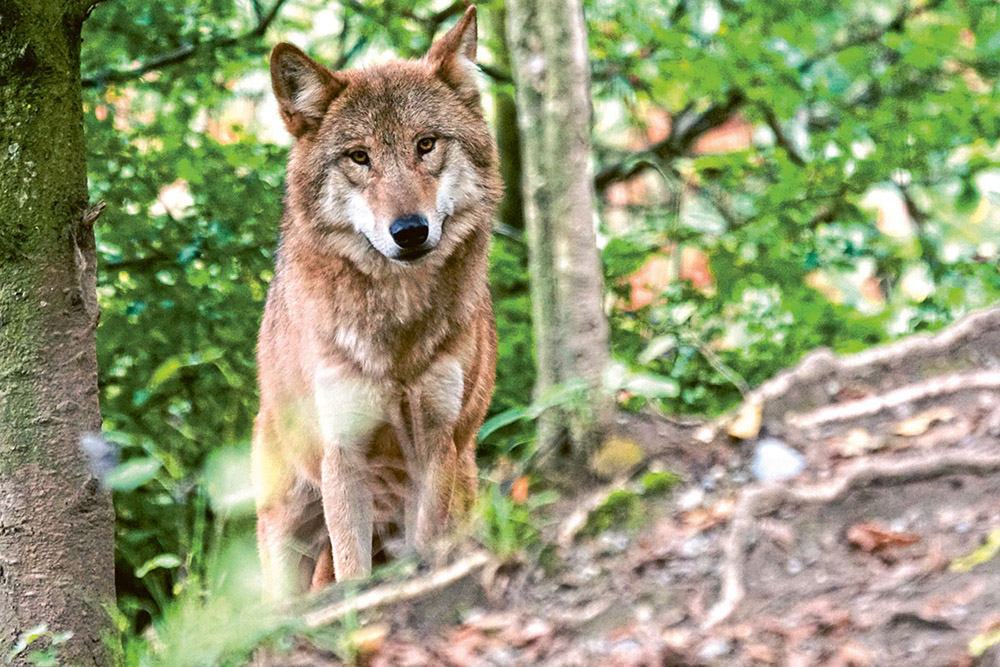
[252,7,502,593]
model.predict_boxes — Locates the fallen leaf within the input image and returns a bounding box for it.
[444,625,495,666]
[728,400,763,440]
[832,641,872,666]
[590,437,643,478]
[352,623,389,660]
[798,597,852,635]
[681,496,736,531]
[744,642,776,664]
[835,429,884,458]
[894,407,956,437]
[847,522,920,554]
[510,476,530,504]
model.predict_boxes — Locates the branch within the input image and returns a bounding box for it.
[797,0,946,74]
[402,0,467,37]
[332,36,369,70]
[81,201,106,228]
[593,89,746,193]
[250,0,265,23]
[303,551,491,628]
[759,104,806,167]
[81,0,290,89]
[493,221,525,244]
[78,0,108,19]
[479,64,513,85]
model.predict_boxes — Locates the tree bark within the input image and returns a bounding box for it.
[0,2,116,665]
[505,0,613,462]
[487,5,524,232]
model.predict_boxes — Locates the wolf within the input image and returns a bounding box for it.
[252,6,502,594]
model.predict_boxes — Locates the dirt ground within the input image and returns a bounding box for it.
[265,307,1000,667]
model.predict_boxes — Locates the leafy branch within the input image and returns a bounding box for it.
[400,0,468,37]
[593,0,944,192]
[797,0,946,73]
[593,89,745,192]
[81,0,291,89]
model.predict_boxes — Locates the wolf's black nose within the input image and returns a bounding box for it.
[389,215,429,249]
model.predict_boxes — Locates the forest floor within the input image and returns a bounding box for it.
[261,307,1000,667]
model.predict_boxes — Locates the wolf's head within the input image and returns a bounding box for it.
[271,6,501,272]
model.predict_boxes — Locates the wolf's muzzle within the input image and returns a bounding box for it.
[389,214,429,249]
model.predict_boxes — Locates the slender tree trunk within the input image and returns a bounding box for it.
[505,0,613,462]
[0,2,116,665]
[487,5,524,232]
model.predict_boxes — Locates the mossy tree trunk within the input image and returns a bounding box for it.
[0,2,116,665]
[505,0,613,463]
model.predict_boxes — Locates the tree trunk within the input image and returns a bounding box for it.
[0,2,116,665]
[505,0,613,463]
[487,5,524,232]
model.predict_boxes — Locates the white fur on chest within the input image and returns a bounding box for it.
[418,355,465,427]
[312,354,466,458]
[313,366,386,452]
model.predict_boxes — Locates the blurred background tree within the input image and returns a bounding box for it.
[77,0,1000,649]
[506,0,614,466]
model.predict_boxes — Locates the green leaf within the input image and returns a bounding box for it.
[638,335,678,365]
[135,553,182,578]
[147,348,224,389]
[6,624,48,662]
[623,373,680,398]
[641,470,682,495]
[105,457,162,492]
[477,407,527,443]
[970,626,1000,658]
[950,527,1000,573]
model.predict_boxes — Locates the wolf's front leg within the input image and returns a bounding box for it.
[320,446,373,579]
[253,414,307,598]
[411,435,461,550]
[314,367,386,580]
[402,356,467,550]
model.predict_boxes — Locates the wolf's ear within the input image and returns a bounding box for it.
[270,43,346,138]
[425,6,480,108]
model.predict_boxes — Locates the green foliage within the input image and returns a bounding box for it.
[579,470,680,537]
[592,0,1000,416]
[476,483,559,558]
[483,234,536,459]
[117,537,304,667]
[581,488,645,536]
[5,625,72,667]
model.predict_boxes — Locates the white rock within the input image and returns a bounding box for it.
[751,438,806,482]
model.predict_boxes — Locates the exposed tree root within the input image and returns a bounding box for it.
[729,305,1000,438]
[786,369,1000,432]
[304,551,491,628]
[704,450,1000,629]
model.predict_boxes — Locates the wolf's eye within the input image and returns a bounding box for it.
[416,137,436,155]
[348,150,370,166]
